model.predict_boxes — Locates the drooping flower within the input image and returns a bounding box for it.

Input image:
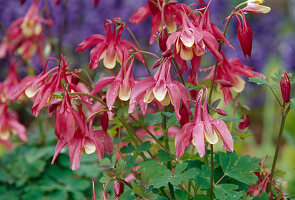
[113,181,124,200]
[280,72,291,104]
[240,0,271,14]
[236,12,253,58]
[166,6,232,78]
[9,55,88,117]
[175,89,233,159]
[129,0,195,44]
[128,58,191,121]
[0,60,21,103]
[0,103,27,143]
[0,0,52,61]
[52,104,113,170]
[91,57,136,110]
[205,54,263,105]
[76,20,144,70]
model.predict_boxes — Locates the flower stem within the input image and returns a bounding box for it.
[208,13,233,105]
[162,109,175,200]
[124,24,152,77]
[130,115,176,160]
[267,105,290,193]
[69,92,107,107]
[210,144,214,200]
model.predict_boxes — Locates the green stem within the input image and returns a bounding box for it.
[208,12,234,105]
[37,115,46,145]
[162,109,175,200]
[69,92,107,107]
[130,115,176,160]
[267,105,290,193]
[124,24,152,77]
[210,144,214,200]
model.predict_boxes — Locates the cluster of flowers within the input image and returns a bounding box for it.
[0,0,281,198]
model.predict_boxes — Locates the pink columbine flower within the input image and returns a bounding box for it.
[129,0,195,44]
[236,12,253,58]
[9,55,88,117]
[91,58,136,110]
[240,0,271,14]
[166,4,231,77]
[76,20,144,70]
[0,0,52,61]
[175,89,233,159]
[128,58,191,121]
[52,104,113,170]
[0,103,27,143]
[205,54,263,105]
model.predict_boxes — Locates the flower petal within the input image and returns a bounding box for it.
[192,122,205,157]
[211,119,233,152]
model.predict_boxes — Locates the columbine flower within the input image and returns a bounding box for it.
[128,58,191,121]
[52,104,113,170]
[0,103,27,143]
[9,55,88,117]
[166,7,232,77]
[91,58,136,110]
[240,0,271,14]
[129,0,195,44]
[205,55,263,105]
[0,0,52,61]
[280,72,291,104]
[236,12,253,58]
[175,89,233,159]
[76,20,144,70]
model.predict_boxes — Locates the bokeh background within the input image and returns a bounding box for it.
[0,0,294,199]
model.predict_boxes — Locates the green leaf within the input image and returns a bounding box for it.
[253,192,270,200]
[23,188,45,200]
[194,165,211,190]
[149,165,172,188]
[155,149,173,163]
[120,143,135,153]
[144,112,162,125]
[211,99,221,110]
[48,190,68,200]
[220,116,243,123]
[193,194,210,200]
[170,167,199,186]
[162,112,173,118]
[219,152,260,185]
[174,163,188,175]
[214,184,243,200]
[117,106,129,119]
[131,181,144,197]
[175,189,188,199]
[248,76,277,89]
[136,141,152,152]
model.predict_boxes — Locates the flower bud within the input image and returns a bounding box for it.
[159,27,168,52]
[113,181,124,198]
[239,114,250,130]
[216,108,228,116]
[280,72,291,104]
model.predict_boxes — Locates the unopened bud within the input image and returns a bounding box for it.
[280,72,291,104]
[159,27,168,52]
[100,112,109,133]
[216,108,227,116]
[239,114,250,130]
[113,181,124,198]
